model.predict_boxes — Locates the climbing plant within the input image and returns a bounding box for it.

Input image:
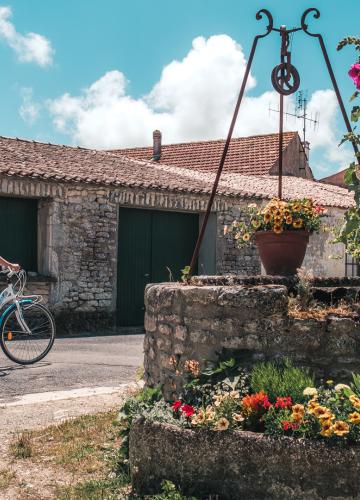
[335,36,360,257]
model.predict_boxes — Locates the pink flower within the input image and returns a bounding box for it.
[349,63,360,90]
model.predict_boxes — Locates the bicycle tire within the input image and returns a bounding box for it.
[0,302,56,365]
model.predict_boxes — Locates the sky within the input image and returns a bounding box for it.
[0,0,359,179]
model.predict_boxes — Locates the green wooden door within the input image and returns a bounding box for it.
[117,208,198,326]
[0,197,38,271]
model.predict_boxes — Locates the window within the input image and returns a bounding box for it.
[345,253,359,277]
[0,197,38,271]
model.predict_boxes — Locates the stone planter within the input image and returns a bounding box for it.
[255,230,309,275]
[130,419,360,499]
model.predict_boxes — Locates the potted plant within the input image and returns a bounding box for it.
[225,198,325,276]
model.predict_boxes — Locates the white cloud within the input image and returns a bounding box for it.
[19,87,40,124]
[48,34,351,176]
[0,6,54,66]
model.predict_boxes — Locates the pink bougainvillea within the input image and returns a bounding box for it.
[348,63,360,90]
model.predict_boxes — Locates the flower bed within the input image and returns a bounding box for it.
[123,359,360,498]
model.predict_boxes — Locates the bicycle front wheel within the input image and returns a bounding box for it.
[0,303,56,365]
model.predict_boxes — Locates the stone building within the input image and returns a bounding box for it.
[0,133,353,331]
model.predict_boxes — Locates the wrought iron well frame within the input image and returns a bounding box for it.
[188,7,360,278]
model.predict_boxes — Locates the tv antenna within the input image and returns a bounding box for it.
[269,90,319,159]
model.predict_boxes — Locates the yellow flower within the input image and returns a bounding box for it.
[274,216,282,224]
[285,216,293,225]
[232,413,244,423]
[349,395,360,409]
[252,219,261,229]
[303,387,318,397]
[326,380,334,386]
[293,219,303,229]
[335,383,350,392]
[313,406,333,420]
[293,203,301,211]
[292,404,305,415]
[273,224,283,234]
[320,421,333,437]
[242,233,251,242]
[348,412,360,424]
[333,420,350,437]
[264,212,272,223]
[216,417,230,431]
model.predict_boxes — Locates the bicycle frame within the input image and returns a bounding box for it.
[0,271,41,334]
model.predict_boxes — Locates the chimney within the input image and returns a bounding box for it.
[302,140,310,162]
[152,130,162,161]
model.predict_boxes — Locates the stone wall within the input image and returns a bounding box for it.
[144,282,360,399]
[130,419,360,499]
[0,173,349,331]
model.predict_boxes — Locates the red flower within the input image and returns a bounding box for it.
[291,423,299,431]
[315,205,324,214]
[242,391,272,413]
[172,400,182,411]
[181,404,195,418]
[282,421,291,431]
[275,396,293,409]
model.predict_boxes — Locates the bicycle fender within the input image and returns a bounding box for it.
[0,299,33,327]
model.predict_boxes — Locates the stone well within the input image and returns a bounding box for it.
[130,419,360,499]
[144,277,360,400]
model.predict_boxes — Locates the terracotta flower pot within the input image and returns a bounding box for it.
[255,230,309,276]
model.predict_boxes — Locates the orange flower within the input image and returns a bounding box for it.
[348,412,360,424]
[333,420,350,437]
[273,224,283,234]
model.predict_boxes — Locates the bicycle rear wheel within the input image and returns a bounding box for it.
[0,302,56,365]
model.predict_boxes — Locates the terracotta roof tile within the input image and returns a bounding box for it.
[110,131,298,174]
[0,135,353,209]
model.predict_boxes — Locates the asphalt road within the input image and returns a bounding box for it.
[0,334,144,402]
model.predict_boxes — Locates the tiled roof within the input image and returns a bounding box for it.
[111,131,298,175]
[320,169,346,188]
[0,136,353,208]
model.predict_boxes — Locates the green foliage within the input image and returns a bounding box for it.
[334,35,360,257]
[149,480,198,500]
[180,265,190,283]
[351,372,360,397]
[250,358,314,403]
[182,354,250,407]
[116,386,162,460]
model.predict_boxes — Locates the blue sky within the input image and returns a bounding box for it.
[0,0,359,178]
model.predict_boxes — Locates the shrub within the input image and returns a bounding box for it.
[250,358,315,403]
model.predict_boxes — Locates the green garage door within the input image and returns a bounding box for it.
[0,197,38,271]
[117,208,198,326]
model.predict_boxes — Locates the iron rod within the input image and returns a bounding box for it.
[278,93,284,199]
[317,34,360,164]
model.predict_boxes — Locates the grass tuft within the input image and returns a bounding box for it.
[10,432,33,459]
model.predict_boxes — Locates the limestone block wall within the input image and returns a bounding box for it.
[0,174,349,331]
[144,282,360,399]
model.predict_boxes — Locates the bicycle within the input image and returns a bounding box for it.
[0,267,56,365]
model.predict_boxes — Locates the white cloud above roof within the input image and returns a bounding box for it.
[47,34,353,174]
[0,6,54,66]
